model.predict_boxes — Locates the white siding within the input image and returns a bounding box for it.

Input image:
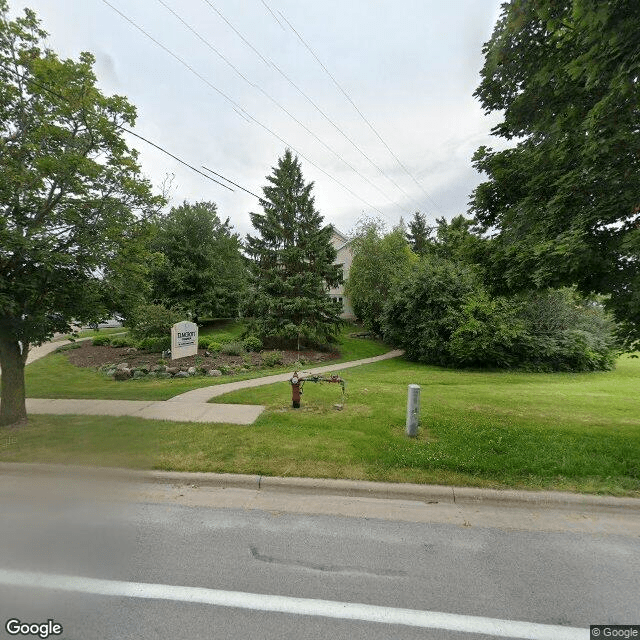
[329,229,355,319]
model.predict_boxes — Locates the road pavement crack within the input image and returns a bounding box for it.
[249,545,407,577]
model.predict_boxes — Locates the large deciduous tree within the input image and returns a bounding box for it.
[345,218,416,334]
[0,3,162,425]
[148,201,247,321]
[245,149,342,348]
[471,0,640,350]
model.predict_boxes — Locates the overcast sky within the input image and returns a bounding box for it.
[8,0,504,237]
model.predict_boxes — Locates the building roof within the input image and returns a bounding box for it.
[330,226,352,251]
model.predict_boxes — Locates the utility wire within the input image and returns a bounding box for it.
[0,61,234,193]
[204,0,414,216]
[201,166,262,200]
[155,0,402,215]
[260,0,285,30]
[277,7,444,215]
[100,0,385,216]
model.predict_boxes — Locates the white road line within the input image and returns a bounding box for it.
[0,569,588,640]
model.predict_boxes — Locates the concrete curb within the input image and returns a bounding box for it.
[0,463,637,512]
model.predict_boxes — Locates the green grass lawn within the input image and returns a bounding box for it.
[22,323,388,401]
[57,327,127,341]
[3,349,639,495]
[198,319,246,340]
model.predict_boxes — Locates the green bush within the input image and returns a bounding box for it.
[137,336,171,352]
[198,336,211,349]
[206,341,222,353]
[382,258,618,372]
[128,303,181,340]
[448,292,528,368]
[220,341,244,356]
[243,335,262,352]
[382,256,476,366]
[261,350,284,367]
[110,337,135,348]
[92,335,112,346]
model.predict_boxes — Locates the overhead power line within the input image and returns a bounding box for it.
[155,0,403,215]
[0,62,235,193]
[100,0,386,217]
[260,0,285,30]
[201,166,262,200]
[276,6,445,215]
[203,0,415,215]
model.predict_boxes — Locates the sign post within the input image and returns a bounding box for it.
[171,321,198,360]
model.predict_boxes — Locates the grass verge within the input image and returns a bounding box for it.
[3,354,639,496]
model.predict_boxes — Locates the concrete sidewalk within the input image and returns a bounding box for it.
[14,348,404,425]
[168,349,404,403]
[25,399,265,425]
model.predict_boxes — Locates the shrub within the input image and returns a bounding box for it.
[92,335,112,346]
[243,335,262,352]
[382,258,618,372]
[128,303,181,340]
[220,341,245,356]
[198,336,211,349]
[206,332,235,343]
[137,336,171,353]
[110,337,135,348]
[382,256,477,366]
[207,341,222,353]
[262,350,284,367]
[448,292,528,369]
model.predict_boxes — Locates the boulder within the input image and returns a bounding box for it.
[113,368,131,381]
[208,369,222,377]
[187,366,197,376]
[116,363,129,371]
[132,370,146,379]
[152,365,166,373]
[165,367,179,375]
[174,371,189,378]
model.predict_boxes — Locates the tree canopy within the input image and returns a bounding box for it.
[406,211,432,255]
[470,0,640,350]
[0,3,162,425]
[244,149,342,347]
[148,201,247,321]
[345,218,416,334]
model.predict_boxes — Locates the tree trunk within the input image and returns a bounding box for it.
[0,335,28,427]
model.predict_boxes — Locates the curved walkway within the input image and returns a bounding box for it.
[167,349,404,403]
[20,349,404,425]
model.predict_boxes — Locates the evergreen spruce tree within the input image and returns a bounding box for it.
[406,211,432,255]
[245,149,343,347]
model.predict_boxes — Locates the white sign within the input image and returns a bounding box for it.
[171,321,198,360]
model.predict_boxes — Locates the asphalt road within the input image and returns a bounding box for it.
[0,475,638,640]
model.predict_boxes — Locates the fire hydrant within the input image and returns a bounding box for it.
[288,371,346,408]
[290,372,302,408]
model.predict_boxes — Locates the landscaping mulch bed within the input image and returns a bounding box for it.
[63,340,340,372]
